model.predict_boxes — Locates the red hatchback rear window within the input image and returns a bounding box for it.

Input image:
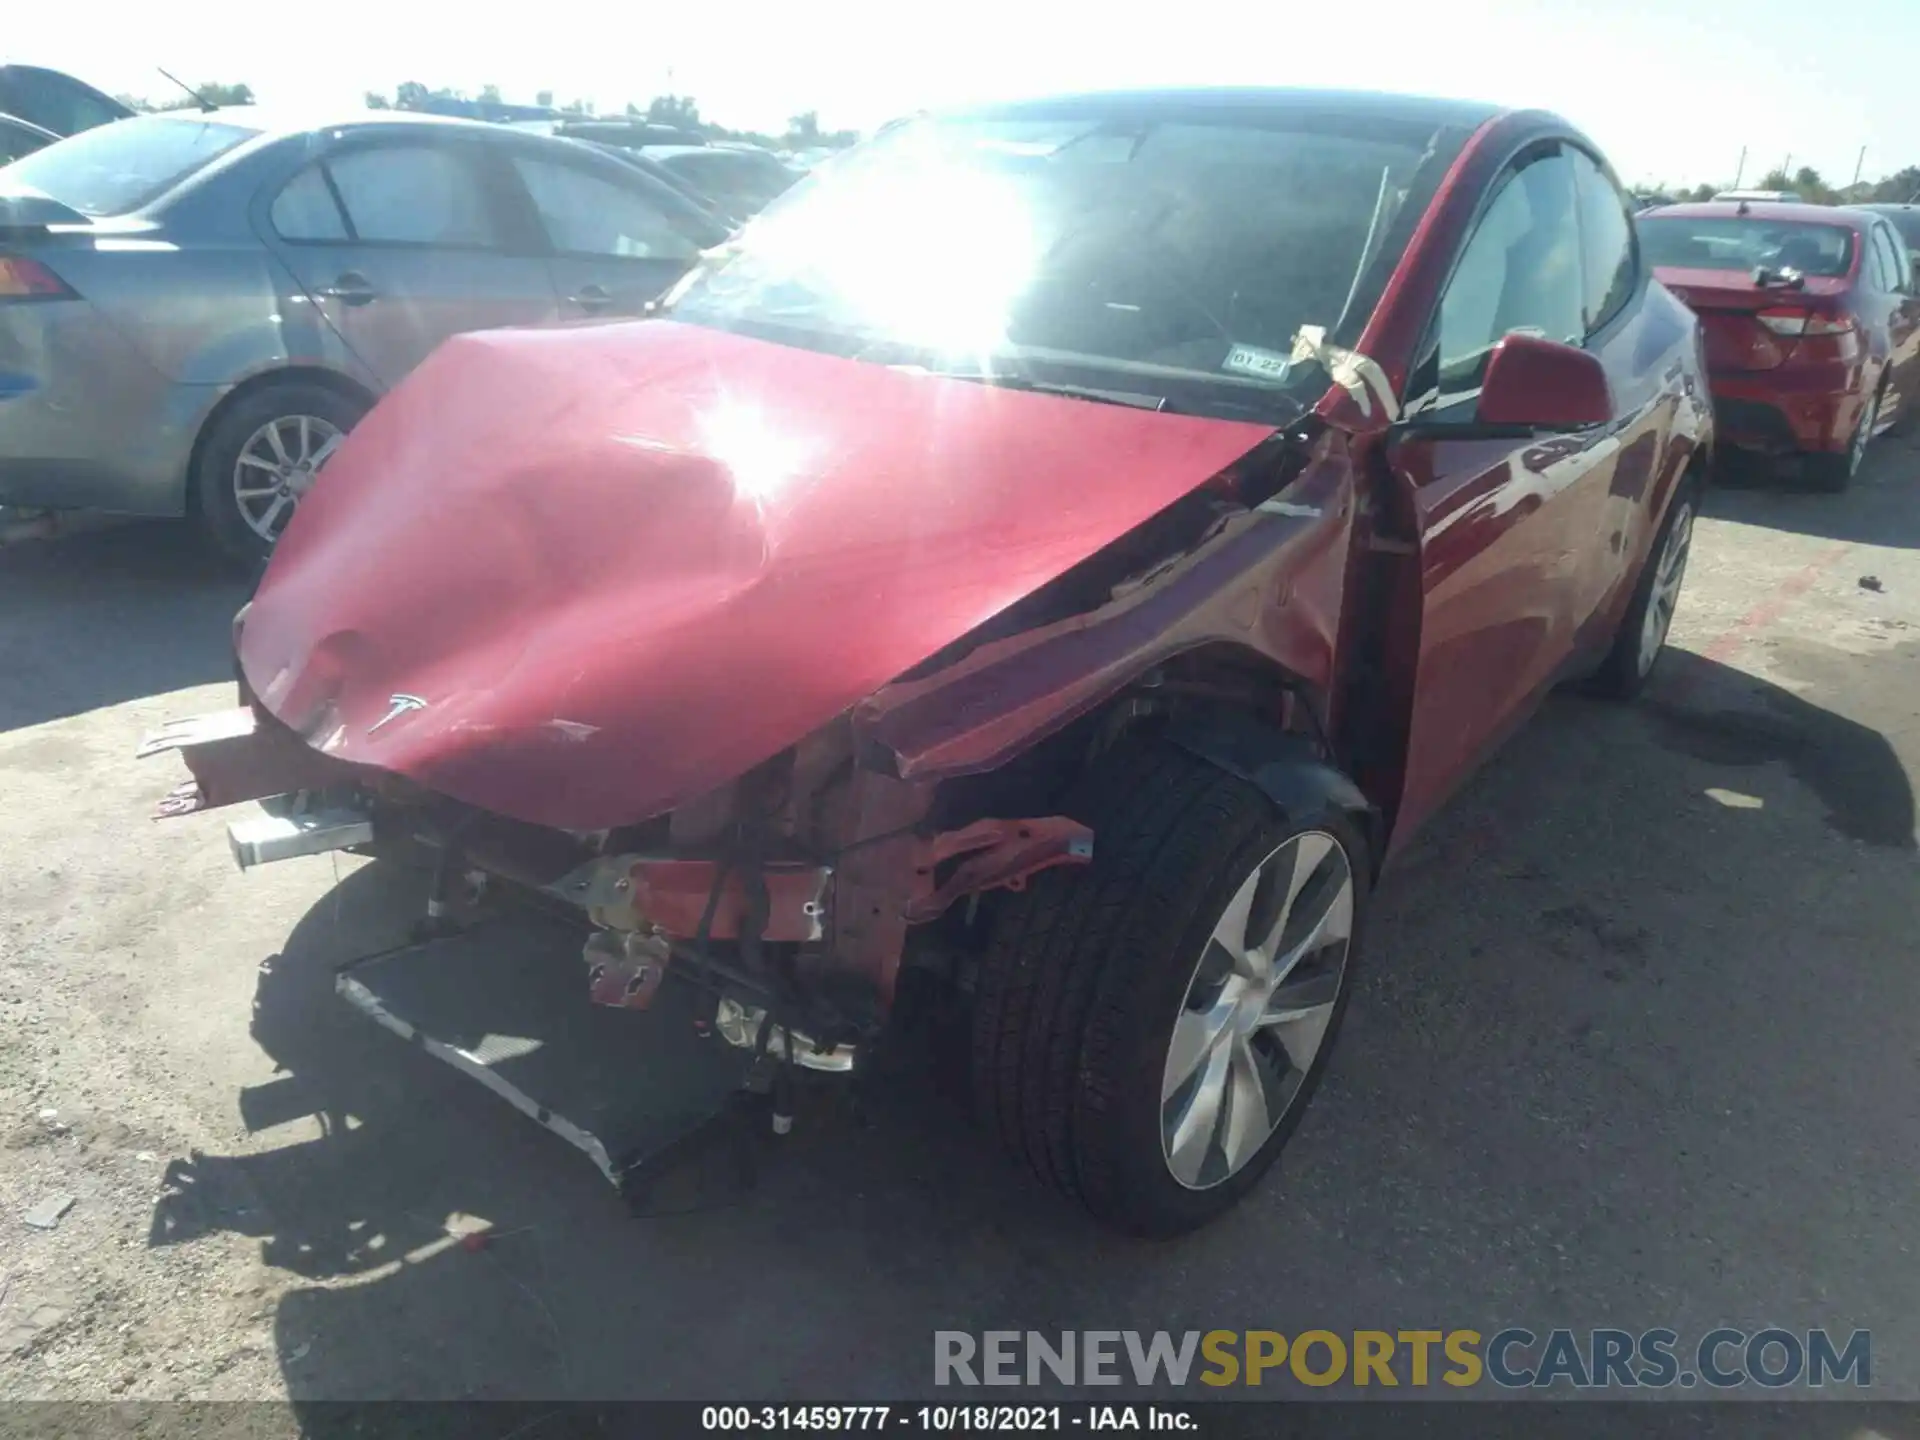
[1639,216,1855,279]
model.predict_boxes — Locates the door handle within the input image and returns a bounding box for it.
[570,283,614,312]
[319,272,377,306]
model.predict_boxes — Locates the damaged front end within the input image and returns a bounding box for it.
[142,318,1358,1205]
[143,665,1112,1199]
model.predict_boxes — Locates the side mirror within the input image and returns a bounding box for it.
[1476,332,1614,429]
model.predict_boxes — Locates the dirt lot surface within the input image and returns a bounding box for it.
[1,438,1917,1415]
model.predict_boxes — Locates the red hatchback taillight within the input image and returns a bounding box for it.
[1755,308,1854,337]
[0,255,77,301]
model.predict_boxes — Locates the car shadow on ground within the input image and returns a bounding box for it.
[144,653,1920,1405]
[0,519,247,731]
[1705,431,1920,548]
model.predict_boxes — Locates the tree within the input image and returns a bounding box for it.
[1791,166,1837,205]
[395,80,431,110]
[536,89,554,108]
[1868,165,1920,204]
[560,97,595,116]
[154,81,254,112]
[787,110,821,147]
[479,83,502,104]
[648,94,701,128]
[365,91,392,110]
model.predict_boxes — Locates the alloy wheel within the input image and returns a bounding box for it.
[232,414,345,542]
[1637,499,1695,677]
[1160,830,1355,1190]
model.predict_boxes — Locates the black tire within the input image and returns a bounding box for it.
[193,381,368,573]
[1587,482,1698,700]
[1804,381,1881,494]
[970,739,1371,1237]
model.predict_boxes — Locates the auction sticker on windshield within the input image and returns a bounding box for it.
[1222,345,1292,382]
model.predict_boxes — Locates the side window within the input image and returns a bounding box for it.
[1873,227,1908,294]
[0,120,49,166]
[324,145,500,248]
[1570,150,1638,333]
[510,157,703,261]
[269,166,349,242]
[6,69,122,136]
[1430,149,1585,411]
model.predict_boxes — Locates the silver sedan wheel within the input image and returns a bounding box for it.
[1636,498,1695,677]
[1160,830,1355,1190]
[232,414,345,542]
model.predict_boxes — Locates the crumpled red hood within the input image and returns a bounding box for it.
[240,320,1273,829]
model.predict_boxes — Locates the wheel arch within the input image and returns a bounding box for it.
[182,365,378,516]
[1157,701,1384,880]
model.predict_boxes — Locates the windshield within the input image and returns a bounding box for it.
[664,106,1462,420]
[1638,215,1856,279]
[0,114,258,216]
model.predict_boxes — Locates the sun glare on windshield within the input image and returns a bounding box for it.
[750,156,1038,358]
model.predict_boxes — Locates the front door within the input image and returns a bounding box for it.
[258,137,560,388]
[1387,144,1628,840]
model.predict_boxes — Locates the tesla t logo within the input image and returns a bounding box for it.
[367,693,429,735]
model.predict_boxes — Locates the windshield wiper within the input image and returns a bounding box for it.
[898,367,1170,412]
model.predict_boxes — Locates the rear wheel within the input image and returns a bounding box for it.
[1588,485,1696,700]
[971,740,1370,1236]
[1805,382,1880,493]
[193,381,366,572]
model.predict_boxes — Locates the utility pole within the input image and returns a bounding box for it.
[1852,146,1867,187]
[1781,154,1792,181]
[1732,146,1747,189]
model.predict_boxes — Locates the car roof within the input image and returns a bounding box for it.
[950,86,1503,132]
[142,104,509,138]
[1849,202,1920,216]
[1642,200,1866,228]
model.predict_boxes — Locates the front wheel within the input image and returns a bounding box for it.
[971,741,1371,1236]
[193,381,367,572]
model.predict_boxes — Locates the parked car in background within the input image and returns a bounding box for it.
[0,63,132,138]
[149,86,1711,1237]
[644,143,801,221]
[1849,202,1920,263]
[530,122,803,227]
[503,118,735,226]
[0,111,57,165]
[1638,200,1920,488]
[0,107,727,563]
[1631,191,1674,213]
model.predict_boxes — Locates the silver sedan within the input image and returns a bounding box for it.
[0,108,728,565]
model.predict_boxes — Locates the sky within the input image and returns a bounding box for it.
[11,0,1919,190]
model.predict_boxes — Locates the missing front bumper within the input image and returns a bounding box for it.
[334,912,761,1202]
[228,807,375,870]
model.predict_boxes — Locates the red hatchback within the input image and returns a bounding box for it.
[1639,201,1920,488]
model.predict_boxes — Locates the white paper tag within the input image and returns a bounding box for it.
[1222,344,1293,382]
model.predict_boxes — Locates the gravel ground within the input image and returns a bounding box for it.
[1,435,1917,1412]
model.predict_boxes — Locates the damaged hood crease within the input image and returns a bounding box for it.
[240,321,1275,830]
